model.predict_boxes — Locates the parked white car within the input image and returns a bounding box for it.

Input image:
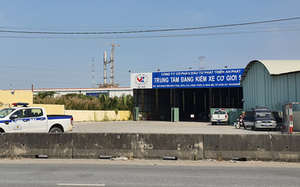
[211,109,229,125]
[0,103,73,133]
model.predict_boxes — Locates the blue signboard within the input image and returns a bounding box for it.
[86,92,107,97]
[152,68,244,89]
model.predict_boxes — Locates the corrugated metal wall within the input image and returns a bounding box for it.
[242,62,300,111]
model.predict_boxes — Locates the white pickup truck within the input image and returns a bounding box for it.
[0,103,73,133]
[211,109,229,125]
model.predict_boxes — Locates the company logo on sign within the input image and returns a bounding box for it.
[135,74,148,85]
[131,72,152,89]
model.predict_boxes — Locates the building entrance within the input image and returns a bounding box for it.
[134,87,243,122]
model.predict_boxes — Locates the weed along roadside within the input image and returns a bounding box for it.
[1,133,300,162]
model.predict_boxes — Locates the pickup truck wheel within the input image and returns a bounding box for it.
[49,127,62,133]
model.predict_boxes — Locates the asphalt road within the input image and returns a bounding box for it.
[72,121,282,134]
[0,159,299,187]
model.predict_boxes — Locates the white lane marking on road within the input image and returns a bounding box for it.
[57,184,105,186]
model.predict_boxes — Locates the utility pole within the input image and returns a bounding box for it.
[98,41,120,88]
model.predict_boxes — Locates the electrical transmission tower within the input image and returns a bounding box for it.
[198,56,206,70]
[92,57,95,88]
[97,41,120,88]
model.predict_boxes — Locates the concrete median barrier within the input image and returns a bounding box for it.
[72,133,134,159]
[131,134,203,160]
[72,133,203,160]
[204,134,273,161]
[0,133,299,161]
[0,133,73,159]
[271,135,300,162]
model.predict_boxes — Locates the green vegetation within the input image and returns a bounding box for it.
[33,93,133,111]
[36,91,56,99]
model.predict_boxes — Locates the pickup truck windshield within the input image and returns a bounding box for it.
[214,110,226,114]
[0,108,16,118]
[255,111,274,118]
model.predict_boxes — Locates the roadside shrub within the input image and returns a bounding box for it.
[34,92,133,112]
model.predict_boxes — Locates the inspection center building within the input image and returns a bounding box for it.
[131,68,244,122]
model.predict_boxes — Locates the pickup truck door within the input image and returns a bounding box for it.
[28,108,47,132]
[10,109,30,132]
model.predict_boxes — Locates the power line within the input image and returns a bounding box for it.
[0,21,298,31]
[0,27,299,39]
[0,16,299,35]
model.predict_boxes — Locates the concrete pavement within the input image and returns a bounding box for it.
[1,159,300,187]
[73,121,281,134]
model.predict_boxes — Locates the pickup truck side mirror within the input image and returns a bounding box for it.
[10,115,18,120]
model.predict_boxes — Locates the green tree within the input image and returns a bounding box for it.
[34,92,133,111]
[36,91,56,99]
[108,96,119,110]
[99,94,108,110]
[119,94,133,110]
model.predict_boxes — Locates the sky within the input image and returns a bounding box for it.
[1,0,300,90]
